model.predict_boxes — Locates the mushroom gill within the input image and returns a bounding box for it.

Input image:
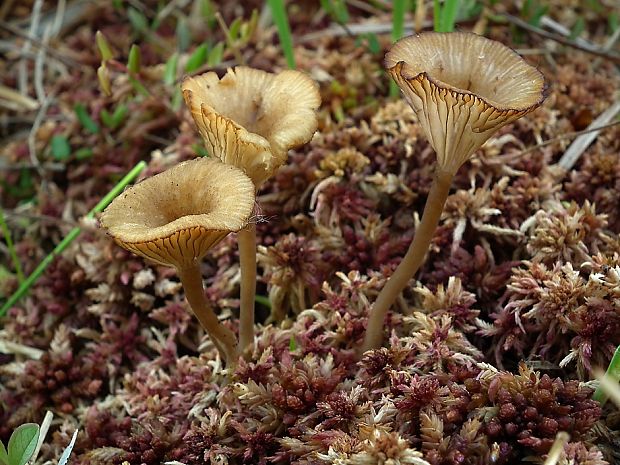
[182,66,321,186]
[385,31,546,175]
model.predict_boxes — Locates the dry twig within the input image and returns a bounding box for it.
[556,98,620,172]
[501,13,620,65]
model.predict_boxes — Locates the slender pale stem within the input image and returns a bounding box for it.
[238,225,257,355]
[362,168,454,353]
[178,263,237,365]
[543,432,570,465]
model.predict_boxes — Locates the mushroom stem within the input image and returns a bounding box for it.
[362,168,454,353]
[178,263,238,365]
[237,224,257,356]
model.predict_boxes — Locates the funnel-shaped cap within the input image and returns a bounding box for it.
[386,32,546,174]
[182,66,321,185]
[100,157,255,269]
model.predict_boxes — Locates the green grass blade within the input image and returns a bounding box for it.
[0,160,147,317]
[441,0,459,32]
[433,0,441,32]
[164,53,179,86]
[74,103,99,134]
[267,0,296,69]
[390,0,409,97]
[392,0,408,40]
[0,440,8,465]
[434,0,459,32]
[185,44,208,73]
[254,294,271,308]
[0,206,24,283]
[127,44,142,74]
[593,345,620,405]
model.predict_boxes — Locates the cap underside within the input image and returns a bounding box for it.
[101,157,255,268]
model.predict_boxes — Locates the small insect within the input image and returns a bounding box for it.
[250,214,276,224]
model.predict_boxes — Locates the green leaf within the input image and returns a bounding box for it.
[185,44,208,72]
[207,42,224,66]
[461,0,482,18]
[2,169,34,200]
[97,63,111,96]
[99,103,129,130]
[171,87,183,111]
[110,104,128,129]
[334,0,349,23]
[50,135,71,160]
[228,17,242,40]
[319,0,330,15]
[74,103,99,134]
[241,9,259,42]
[520,0,532,17]
[164,53,179,85]
[199,0,214,18]
[100,109,113,128]
[128,76,150,96]
[95,31,113,61]
[569,17,585,40]
[7,423,39,465]
[128,7,148,33]
[363,33,380,54]
[75,148,93,161]
[527,4,548,27]
[127,44,141,74]
[333,103,345,123]
[0,440,9,465]
[176,17,191,52]
[197,0,217,29]
[584,0,603,13]
[289,336,297,352]
[192,144,210,157]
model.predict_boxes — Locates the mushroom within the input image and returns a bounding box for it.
[362,32,547,352]
[100,157,255,365]
[182,66,321,355]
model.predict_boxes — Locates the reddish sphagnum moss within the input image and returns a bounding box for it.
[1,4,620,465]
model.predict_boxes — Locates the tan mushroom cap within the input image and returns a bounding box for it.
[100,157,255,269]
[386,32,547,174]
[182,66,321,185]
